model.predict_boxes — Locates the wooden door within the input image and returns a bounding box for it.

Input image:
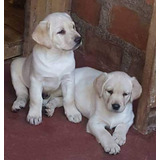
[23,0,72,56]
[4,0,25,60]
[134,2,156,134]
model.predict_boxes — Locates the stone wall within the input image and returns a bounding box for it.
[71,0,154,81]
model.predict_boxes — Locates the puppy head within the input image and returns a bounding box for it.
[32,12,81,50]
[94,72,142,113]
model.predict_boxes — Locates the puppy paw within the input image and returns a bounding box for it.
[104,142,120,155]
[12,98,27,112]
[45,103,56,117]
[65,107,82,123]
[27,110,42,125]
[113,132,126,146]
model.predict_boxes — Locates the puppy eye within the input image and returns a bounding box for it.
[107,90,113,95]
[57,29,66,34]
[123,93,128,96]
[73,25,75,29]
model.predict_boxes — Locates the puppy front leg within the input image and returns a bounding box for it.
[113,121,133,146]
[61,73,82,123]
[27,77,43,125]
[87,117,120,155]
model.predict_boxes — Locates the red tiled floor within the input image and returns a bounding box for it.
[4,59,156,160]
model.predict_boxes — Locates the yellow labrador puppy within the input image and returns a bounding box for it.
[46,67,142,154]
[11,12,82,125]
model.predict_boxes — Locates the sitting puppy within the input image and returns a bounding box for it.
[45,67,142,154]
[11,12,82,125]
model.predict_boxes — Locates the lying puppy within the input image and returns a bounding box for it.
[11,12,82,125]
[46,67,142,154]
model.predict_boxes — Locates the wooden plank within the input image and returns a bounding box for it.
[4,12,24,34]
[4,25,22,46]
[23,0,38,56]
[134,2,156,134]
[23,0,72,56]
[4,0,25,16]
[8,0,26,8]
[4,43,22,60]
[4,0,24,34]
[4,0,24,60]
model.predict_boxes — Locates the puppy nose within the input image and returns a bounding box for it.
[112,104,120,111]
[74,36,81,44]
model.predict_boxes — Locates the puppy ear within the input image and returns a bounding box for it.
[32,21,52,49]
[131,77,142,101]
[94,73,108,98]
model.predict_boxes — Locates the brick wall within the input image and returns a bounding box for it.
[71,0,154,81]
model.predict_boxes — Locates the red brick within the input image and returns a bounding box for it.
[146,0,155,5]
[109,6,150,51]
[72,0,101,26]
[84,30,123,72]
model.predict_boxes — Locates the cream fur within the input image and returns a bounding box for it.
[46,67,142,155]
[11,12,82,125]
